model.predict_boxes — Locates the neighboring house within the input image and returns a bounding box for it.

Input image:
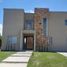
[1,8,67,51]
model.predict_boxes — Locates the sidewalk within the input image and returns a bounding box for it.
[58,52,67,57]
[0,51,33,67]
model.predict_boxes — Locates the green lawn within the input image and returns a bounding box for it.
[28,52,67,67]
[0,51,15,62]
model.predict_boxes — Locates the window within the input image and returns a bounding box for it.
[43,18,48,36]
[24,19,34,30]
[8,36,17,45]
[65,20,67,25]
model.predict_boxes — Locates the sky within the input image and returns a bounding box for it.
[0,0,67,35]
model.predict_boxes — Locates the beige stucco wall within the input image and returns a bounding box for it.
[2,9,24,50]
[48,12,67,51]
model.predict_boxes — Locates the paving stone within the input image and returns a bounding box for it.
[0,63,27,67]
[2,57,30,63]
[17,51,33,54]
[1,51,33,67]
[11,53,32,57]
[58,52,67,57]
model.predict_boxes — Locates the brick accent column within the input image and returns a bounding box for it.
[34,8,49,51]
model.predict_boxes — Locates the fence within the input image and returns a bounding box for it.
[36,36,52,52]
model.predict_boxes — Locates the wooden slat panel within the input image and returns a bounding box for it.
[27,36,33,49]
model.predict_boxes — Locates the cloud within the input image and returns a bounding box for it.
[25,10,34,13]
[0,24,3,36]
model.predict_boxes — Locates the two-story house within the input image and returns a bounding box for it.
[1,8,67,51]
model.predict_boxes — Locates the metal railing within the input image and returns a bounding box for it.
[36,36,53,52]
[6,43,15,51]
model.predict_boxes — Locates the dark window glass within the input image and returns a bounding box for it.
[65,20,67,25]
[8,36,17,45]
[43,18,47,36]
[24,19,34,30]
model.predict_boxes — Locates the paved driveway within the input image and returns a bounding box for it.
[0,51,33,67]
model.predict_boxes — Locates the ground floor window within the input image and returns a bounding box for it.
[7,36,17,45]
[6,36,17,50]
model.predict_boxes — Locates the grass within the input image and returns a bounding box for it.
[0,51,15,62]
[27,52,67,67]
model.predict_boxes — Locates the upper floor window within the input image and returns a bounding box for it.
[65,20,67,25]
[24,19,34,30]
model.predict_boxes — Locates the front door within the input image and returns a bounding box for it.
[23,35,34,50]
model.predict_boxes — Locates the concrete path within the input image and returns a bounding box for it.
[0,51,33,67]
[58,52,67,57]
